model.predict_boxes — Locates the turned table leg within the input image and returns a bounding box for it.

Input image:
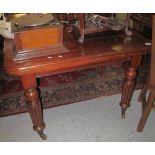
[78,13,85,44]
[120,55,142,118]
[120,67,137,118]
[21,74,47,140]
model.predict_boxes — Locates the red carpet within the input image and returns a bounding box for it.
[0,56,150,117]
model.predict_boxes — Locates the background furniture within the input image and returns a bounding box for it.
[77,13,132,43]
[137,15,155,132]
[131,13,153,39]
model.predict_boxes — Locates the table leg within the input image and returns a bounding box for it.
[78,13,85,44]
[124,13,132,36]
[120,55,142,118]
[120,67,137,118]
[21,74,47,140]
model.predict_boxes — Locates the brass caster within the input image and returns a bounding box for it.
[38,132,47,140]
[121,108,126,119]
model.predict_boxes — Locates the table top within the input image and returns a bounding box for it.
[4,31,151,76]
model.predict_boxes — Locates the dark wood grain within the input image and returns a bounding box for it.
[4,33,150,76]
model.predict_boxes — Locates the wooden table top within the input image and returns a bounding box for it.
[4,32,151,76]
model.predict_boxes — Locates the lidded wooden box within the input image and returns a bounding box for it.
[9,14,68,61]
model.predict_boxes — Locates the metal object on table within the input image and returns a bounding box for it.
[13,13,56,30]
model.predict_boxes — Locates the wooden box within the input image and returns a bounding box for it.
[13,24,69,61]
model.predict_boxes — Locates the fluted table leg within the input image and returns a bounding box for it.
[21,74,47,140]
[120,67,137,118]
[120,55,142,118]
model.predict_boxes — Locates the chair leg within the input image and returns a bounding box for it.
[137,74,149,104]
[137,84,148,104]
[137,74,150,113]
[137,91,155,132]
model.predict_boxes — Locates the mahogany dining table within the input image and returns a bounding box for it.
[3,30,151,140]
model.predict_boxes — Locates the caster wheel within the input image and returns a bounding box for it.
[38,132,47,140]
[121,108,126,119]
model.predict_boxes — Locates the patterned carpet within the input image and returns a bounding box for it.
[0,55,150,117]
